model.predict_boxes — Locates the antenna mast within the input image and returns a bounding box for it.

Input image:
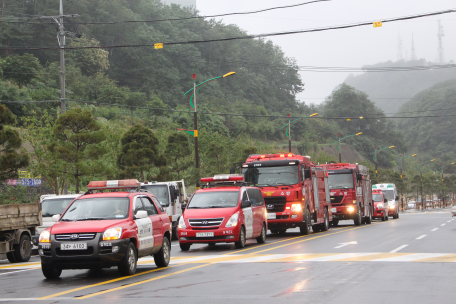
[437,20,445,65]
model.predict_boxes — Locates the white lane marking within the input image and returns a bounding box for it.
[373,253,448,262]
[447,220,452,223]
[171,244,180,247]
[169,255,225,265]
[0,268,39,276]
[431,228,439,231]
[441,224,446,226]
[390,245,408,253]
[334,241,358,249]
[299,252,379,261]
[219,254,286,263]
[416,235,427,240]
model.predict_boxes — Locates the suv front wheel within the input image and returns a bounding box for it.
[118,242,137,276]
[154,236,171,268]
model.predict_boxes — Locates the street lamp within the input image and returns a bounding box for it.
[184,72,235,190]
[281,113,318,153]
[398,153,417,178]
[370,145,395,176]
[333,132,362,162]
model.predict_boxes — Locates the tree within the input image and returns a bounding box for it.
[1,53,41,88]
[117,125,166,182]
[66,37,109,76]
[0,104,29,181]
[50,108,107,193]
[165,132,191,179]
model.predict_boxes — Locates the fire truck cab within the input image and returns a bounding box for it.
[242,153,331,235]
[319,163,373,226]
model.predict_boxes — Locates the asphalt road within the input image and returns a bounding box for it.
[1,209,454,304]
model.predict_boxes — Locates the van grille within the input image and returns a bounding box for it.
[188,218,224,227]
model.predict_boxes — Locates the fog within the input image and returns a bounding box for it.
[195,0,456,105]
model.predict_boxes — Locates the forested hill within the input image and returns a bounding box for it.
[343,60,456,114]
[396,78,456,165]
[0,0,302,113]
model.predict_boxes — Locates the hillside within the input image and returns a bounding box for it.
[344,60,456,114]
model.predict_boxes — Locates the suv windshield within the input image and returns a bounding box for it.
[60,198,130,221]
[328,173,354,189]
[382,190,395,200]
[188,191,239,209]
[242,165,299,186]
[373,194,383,202]
[42,198,75,217]
[141,185,170,206]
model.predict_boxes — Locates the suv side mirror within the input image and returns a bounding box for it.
[241,200,252,208]
[135,210,148,219]
[384,198,388,203]
[304,169,311,179]
[52,214,60,222]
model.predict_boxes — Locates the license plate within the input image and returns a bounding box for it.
[267,213,276,220]
[196,232,214,237]
[331,208,337,213]
[61,243,87,250]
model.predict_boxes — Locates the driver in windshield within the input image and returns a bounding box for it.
[113,201,128,216]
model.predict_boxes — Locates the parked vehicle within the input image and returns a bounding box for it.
[373,184,399,219]
[242,153,331,235]
[318,163,373,226]
[178,174,267,251]
[408,201,416,209]
[38,179,171,279]
[0,203,41,263]
[372,189,388,221]
[141,180,187,240]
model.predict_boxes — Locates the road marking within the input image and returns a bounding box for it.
[390,245,408,253]
[76,264,210,299]
[447,220,452,223]
[0,268,39,276]
[441,224,446,226]
[334,241,357,249]
[431,228,439,231]
[416,235,427,240]
[373,253,448,262]
[0,262,40,270]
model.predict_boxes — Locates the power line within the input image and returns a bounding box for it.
[1,9,455,51]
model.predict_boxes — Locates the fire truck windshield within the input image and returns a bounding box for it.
[242,166,299,186]
[328,173,354,189]
[188,191,239,209]
[141,185,170,206]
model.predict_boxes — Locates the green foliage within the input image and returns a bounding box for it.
[165,132,192,179]
[117,125,166,182]
[50,108,107,192]
[1,54,41,88]
[0,185,37,205]
[66,37,110,76]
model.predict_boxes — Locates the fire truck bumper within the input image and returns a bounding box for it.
[331,206,358,220]
[267,212,304,229]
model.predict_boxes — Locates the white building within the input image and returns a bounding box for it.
[162,0,196,8]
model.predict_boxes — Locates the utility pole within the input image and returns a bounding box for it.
[193,74,200,190]
[338,133,341,163]
[38,0,79,114]
[288,114,291,153]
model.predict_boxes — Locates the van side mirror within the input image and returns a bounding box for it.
[135,210,148,219]
[395,196,399,201]
[241,200,252,208]
[304,169,311,179]
[384,198,388,203]
[181,202,187,211]
[52,214,60,222]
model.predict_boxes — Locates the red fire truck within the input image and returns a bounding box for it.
[318,163,373,226]
[242,153,331,235]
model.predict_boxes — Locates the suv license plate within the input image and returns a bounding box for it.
[196,232,214,237]
[61,243,87,250]
[267,213,276,219]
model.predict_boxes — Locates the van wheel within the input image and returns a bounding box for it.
[332,219,339,227]
[180,243,191,251]
[321,209,329,231]
[41,262,62,279]
[397,211,400,219]
[118,243,137,276]
[154,237,170,268]
[235,227,246,249]
[393,212,398,219]
[13,234,31,262]
[256,224,266,244]
[300,208,311,235]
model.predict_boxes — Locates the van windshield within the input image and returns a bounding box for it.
[328,173,354,189]
[141,185,170,206]
[382,190,395,200]
[242,165,299,186]
[42,198,76,217]
[188,191,239,209]
[60,198,130,221]
[373,194,383,202]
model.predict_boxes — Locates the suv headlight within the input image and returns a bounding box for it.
[178,217,186,229]
[103,227,122,241]
[39,230,51,243]
[225,213,239,227]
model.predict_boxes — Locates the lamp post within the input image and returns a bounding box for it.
[184,72,235,190]
[418,159,435,209]
[370,145,395,177]
[333,132,362,163]
[398,153,417,178]
[281,113,318,153]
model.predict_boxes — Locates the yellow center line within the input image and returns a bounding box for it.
[0,262,40,269]
[76,264,210,300]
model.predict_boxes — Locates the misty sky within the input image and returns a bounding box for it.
[195,0,456,105]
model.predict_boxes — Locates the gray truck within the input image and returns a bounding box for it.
[0,203,41,263]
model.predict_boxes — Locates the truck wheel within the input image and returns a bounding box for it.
[332,219,339,227]
[6,252,16,263]
[354,207,362,226]
[154,236,171,268]
[235,227,246,249]
[270,229,278,234]
[118,243,137,276]
[180,243,191,251]
[13,234,31,262]
[300,209,311,235]
[382,215,386,221]
[312,225,321,233]
[256,223,266,244]
[321,209,329,231]
[41,262,62,279]
[365,206,372,224]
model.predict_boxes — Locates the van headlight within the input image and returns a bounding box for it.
[389,204,395,210]
[103,227,122,241]
[178,217,186,229]
[39,230,51,243]
[377,203,383,208]
[226,213,239,227]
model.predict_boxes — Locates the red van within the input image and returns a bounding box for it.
[178,175,267,251]
[372,189,388,221]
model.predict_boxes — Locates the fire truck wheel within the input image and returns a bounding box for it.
[300,209,311,235]
[118,242,137,276]
[256,224,266,244]
[331,219,339,227]
[321,209,329,231]
[354,207,362,226]
[386,215,389,221]
[235,226,246,249]
[41,262,62,279]
[312,225,321,233]
[382,215,386,221]
[180,243,191,251]
[278,229,287,235]
[365,206,372,224]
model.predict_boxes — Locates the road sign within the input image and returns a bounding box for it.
[154,43,163,49]
[373,21,383,28]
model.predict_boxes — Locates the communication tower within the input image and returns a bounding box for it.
[437,20,445,65]
[397,34,403,61]
[410,35,417,61]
